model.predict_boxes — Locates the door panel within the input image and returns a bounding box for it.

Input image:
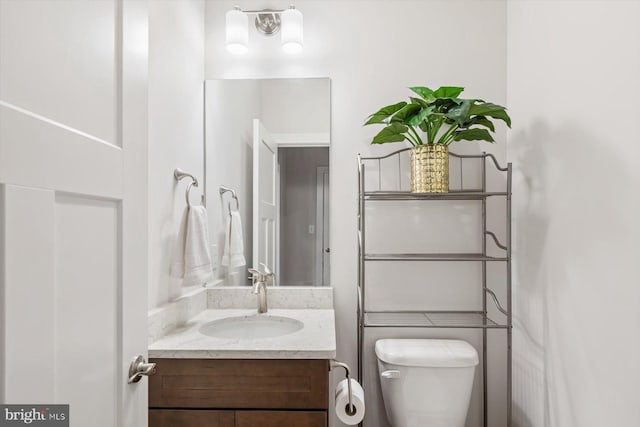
[0,0,118,143]
[0,1,148,425]
[0,104,123,197]
[2,186,56,401]
[54,195,120,426]
[253,120,278,275]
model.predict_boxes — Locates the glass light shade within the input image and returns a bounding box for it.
[226,9,248,55]
[281,8,303,54]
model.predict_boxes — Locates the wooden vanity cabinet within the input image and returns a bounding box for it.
[149,410,234,427]
[149,359,329,427]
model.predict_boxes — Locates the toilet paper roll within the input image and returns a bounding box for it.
[335,378,365,425]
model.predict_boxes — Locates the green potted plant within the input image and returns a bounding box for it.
[364,86,511,192]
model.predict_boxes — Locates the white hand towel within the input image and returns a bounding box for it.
[170,208,188,279]
[221,210,246,269]
[182,205,214,286]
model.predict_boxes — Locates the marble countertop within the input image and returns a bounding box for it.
[148,308,336,359]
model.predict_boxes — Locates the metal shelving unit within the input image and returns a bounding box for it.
[357,147,512,427]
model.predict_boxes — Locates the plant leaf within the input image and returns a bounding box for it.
[409,86,435,102]
[453,128,495,143]
[364,101,407,125]
[427,114,445,144]
[445,99,472,124]
[371,122,409,144]
[407,106,434,127]
[462,116,495,132]
[468,102,512,128]
[410,97,430,107]
[392,103,421,123]
[434,97,463,110]
[433,86,465,99]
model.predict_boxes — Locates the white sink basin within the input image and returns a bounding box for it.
[198,314,304,339]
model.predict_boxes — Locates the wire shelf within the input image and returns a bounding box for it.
[364,311,507,329]
[357,148,514,426]
[364,253,509,262]
[364,191,508,201]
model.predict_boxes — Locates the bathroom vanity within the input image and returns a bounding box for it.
[147,287,336,427]
[149,358,328,427]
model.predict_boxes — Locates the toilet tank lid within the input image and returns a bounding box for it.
[375,339,479,368]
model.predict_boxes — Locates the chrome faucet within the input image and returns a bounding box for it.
[248,263,275,313]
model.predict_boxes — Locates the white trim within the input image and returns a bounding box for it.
[272,132,330,147]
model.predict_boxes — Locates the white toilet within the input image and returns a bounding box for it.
[375,339,479,427]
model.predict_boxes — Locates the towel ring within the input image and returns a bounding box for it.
[219,186,240,211]
[174,168,200,208]
[185,180,198,207]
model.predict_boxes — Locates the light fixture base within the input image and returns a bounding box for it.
[254,11,281,36]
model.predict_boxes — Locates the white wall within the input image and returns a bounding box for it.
[148,0,205,309]
[205,79,261,282]
[205,1,508,426]
[507,2,640,426]
[260,78,330,134]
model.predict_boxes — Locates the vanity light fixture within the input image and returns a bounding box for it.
[281,7,303,54]
[225,7,249,55]
[225,5,303,55]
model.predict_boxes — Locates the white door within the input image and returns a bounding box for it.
[253,119,278,278]
[0,1,149,426]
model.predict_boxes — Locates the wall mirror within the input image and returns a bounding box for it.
[205,78,331,287]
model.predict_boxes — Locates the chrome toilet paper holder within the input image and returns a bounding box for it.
[331,360,356,416]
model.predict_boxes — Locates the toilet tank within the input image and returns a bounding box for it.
[375,339,479,427]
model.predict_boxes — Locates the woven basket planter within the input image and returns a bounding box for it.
[410,145,449,193]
